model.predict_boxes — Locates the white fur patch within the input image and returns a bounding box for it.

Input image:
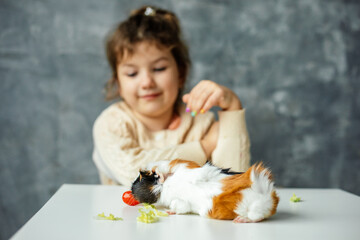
[234,168,275,221]
[146,160,171,173]
[155,162,226,216]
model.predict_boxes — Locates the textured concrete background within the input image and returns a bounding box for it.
[0,0,359,239]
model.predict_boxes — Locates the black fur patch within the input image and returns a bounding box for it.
[220,168,244,175]
[206,161,244,175]
[131,170,160,204]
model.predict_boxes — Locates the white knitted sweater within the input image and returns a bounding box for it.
[92,101,250,187]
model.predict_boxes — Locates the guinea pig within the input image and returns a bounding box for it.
[131,159,279,223]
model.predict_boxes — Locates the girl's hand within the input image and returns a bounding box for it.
[182,80,242,115]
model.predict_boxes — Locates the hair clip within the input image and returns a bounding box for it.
[144,7,156,16]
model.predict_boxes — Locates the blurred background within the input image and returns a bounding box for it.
[0,0,359,239]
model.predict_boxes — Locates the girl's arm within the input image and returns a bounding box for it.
[211,109,251,172]
[92,116,208,187]
[183,80,250,171]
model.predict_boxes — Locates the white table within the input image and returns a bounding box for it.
[11,184,360,240]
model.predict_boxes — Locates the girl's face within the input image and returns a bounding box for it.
[117,42,181,120]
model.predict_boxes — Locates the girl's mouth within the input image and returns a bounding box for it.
[140,93,162,100]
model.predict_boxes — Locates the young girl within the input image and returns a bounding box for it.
[92,6,250,186]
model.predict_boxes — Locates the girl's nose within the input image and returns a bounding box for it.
[140,71,156,89]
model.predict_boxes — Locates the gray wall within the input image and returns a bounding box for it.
[0,0,359,239]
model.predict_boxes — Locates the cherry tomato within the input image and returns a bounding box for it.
[122,190,140,206]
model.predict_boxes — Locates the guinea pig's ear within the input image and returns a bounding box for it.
[139,170,147,181]
[154,170,165,184]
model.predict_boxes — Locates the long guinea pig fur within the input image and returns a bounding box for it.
[131,159,279,223]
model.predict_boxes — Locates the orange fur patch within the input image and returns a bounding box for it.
[169,159,201,172]
[271,191,280,216]
[208,166,253,220]
[208,163,278,220]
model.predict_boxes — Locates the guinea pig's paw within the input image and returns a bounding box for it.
[166,210,176,215]
[233,216,263,223]
[170,199,191,214]
[233,216,251,223]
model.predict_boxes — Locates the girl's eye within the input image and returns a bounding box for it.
[154,67,166,72]
[126,72,137,77]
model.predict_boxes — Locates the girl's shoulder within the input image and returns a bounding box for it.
[96,101,132,121]
[93,101,138,133]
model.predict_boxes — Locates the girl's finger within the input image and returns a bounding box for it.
[193,82,223,113]
[182,93,192,113]
[191,88,213,114]
[185,80,218,115]
[184,84,202,113]
[202,89,223,112]
[185,92,193,113]
[187,83,212,114]
[182,94,190,104]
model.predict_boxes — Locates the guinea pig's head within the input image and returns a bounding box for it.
[131,170,161,204]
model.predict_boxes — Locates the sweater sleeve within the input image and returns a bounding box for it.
[92,115,207,187]
[210,109,251,172]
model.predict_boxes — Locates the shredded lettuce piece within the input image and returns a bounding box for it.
[137,204,168,223]
[155,209,169,217]
[143,203,169,217]
[137,208,159,223]
[290,193,301,202]
[96,212,123,221]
